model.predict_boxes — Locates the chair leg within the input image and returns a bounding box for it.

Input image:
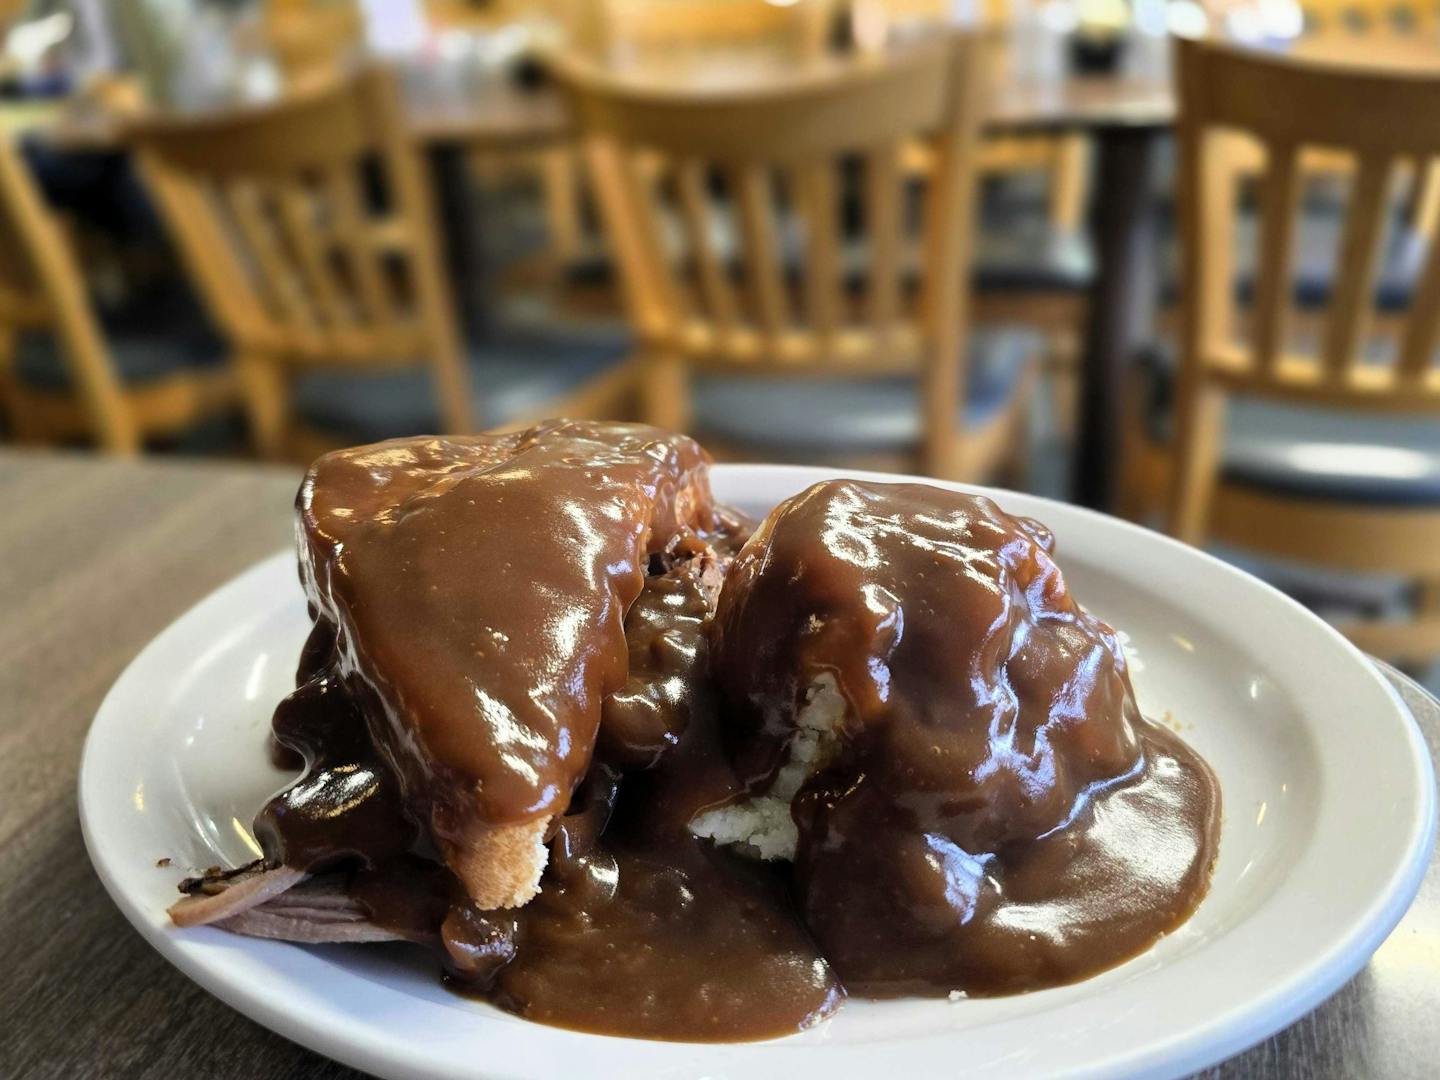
[432,348,474,434]
[0,328,18,440]
[1116,376,1158,524]
[640,353,691,433]
[1048,134,1091,235]
[64,328,141,456]
[1042,332,1079,441]
[236,353,289,459]
[1167,380,1225,545]
[1001,359,1040,486]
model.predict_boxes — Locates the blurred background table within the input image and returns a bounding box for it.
[2,446,1437,1077]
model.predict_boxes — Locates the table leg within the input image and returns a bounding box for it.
[428,143,489,341]
[1073,126,1164,510]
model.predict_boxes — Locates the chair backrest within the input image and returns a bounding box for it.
[557,32,986,473]
[852,0,1087,232]
[1175,35,1440,412]
[0,138,135,452]
[129,66,469,454]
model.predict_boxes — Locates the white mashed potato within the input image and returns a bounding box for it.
[689,673,847,861]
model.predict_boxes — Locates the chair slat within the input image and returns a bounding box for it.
[732,163,788,344]
[223,181,320,335]
[583,137,680,340]
[324,164,397,330]
[629,149,691,322]
[675,159,738,332]
[1407,155,1440,238]
[1194,133,1245,356]
[1251,141,1302,374]
[1322,154,1392,380]
[797,158,841,348]
[276,181,354,330]
[867,142,903,335]
[1399,229,1440,378]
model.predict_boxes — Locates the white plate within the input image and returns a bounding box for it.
[80,465,1436,1080]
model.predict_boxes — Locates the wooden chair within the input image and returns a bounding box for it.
[557,32,1036,480]
[515,0,839,284]
[858,0,1091,235]
[1154,36,1440,660]
[853,0,1091,439]
[0,138,235,454]
[130,67,634,461]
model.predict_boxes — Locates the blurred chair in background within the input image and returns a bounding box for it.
[0,136,234,454]
[514,0,840,299]
[861,0,1091,233]
[858,0,1092,436]
[537,0,1089,420]
[131,66,633,461]
[1142,36,1440,662]
[560,32,1036,481]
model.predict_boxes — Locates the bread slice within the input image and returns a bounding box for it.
[447,818,552,909]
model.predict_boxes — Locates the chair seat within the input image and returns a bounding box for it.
[692,328,1038,455]
[1141,352,1440,505]
[14,286,224,391]
[291,329,632,444]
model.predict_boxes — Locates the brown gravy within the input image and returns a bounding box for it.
[193,432,1219,1042]
[712,480,1221,996]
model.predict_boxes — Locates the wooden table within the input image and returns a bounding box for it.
[3,448,1439,1077]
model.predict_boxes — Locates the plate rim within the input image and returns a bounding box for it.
[79,464,1438,1080]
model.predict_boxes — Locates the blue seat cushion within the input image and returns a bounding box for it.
[15,285,223,390]
[691,328,1037,454]
[291,328,632,443]
[1140,350,1440,505]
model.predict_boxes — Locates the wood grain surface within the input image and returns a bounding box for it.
[2,449,1435,1078]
